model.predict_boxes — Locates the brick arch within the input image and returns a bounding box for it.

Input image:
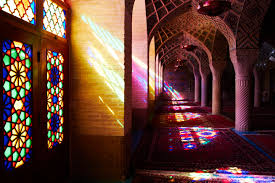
[162,50,190,72]
[161,44,210,78]
[191,0,242,49]
[156,30,213,66]
[145,0,192,40]
[191,0,272,50]
[194,47,211,76]
[210,30,228,69]
[187,53,201,76]
[154,10,217,53]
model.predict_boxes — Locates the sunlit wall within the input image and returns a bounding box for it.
[149,37,156,104]
[70,0,129,179]
[155,54,159,97]
[160,64,163,93]
[132,0,148,109]
[132,0,148,129]
[71,0,125,136]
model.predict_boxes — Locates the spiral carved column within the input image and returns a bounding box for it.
[253,67,261,108]
[235,76,251,131]
[231,49,259,132]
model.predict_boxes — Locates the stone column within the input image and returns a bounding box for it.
[212,71,222,114]
[194,73,200,103]
[210,30,227,115]
[231,49,259,132]
[253,67,261,108]
[201,74,208,107]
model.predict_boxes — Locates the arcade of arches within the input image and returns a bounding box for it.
[0,0,275,182]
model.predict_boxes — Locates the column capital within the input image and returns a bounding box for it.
[230,48,259,77]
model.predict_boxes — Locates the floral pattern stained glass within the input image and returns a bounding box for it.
[2,40,32,170]
[0,0,36,24]
[43,0,66,38]
[47,50,64,149]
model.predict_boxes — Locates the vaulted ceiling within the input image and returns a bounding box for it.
[145,0,271,69]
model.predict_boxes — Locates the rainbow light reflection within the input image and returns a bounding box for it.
[164,81,184,100]
[141,169,275,183]
[81,15,125,128]
[160,113,204,124]
[188,167,274,182]
[168,105,192,111]
[168,127,218,151]
[82,15,151,106]
[175,112,202,122]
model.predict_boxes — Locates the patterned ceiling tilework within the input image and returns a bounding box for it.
[161,46,198,67]
[191,0,271,49]
[236,0,271,49]
[158,31,212,69]
[162,48,200,75]
[146,0,192,35]
[155,26,183,51]
[155,10,217,52]
[158,35,184,59]
[165,58,193,73]
[191,0,244,37]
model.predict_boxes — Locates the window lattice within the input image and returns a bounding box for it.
[0,0,36,24]
[47,50,64,149]
[43,0,66,38]
[2,40,32,170]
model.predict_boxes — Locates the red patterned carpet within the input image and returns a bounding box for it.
[134,128,275,175]
[133,169,275,183]
[155,113,234,128]
[134,99,275,183]
[158,105,209,113]
[244,133,275,159]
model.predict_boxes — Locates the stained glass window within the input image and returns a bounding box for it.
[2,40,32,170]
[47,50,64,149]
[0,0,36,24]
[43,0,66,38]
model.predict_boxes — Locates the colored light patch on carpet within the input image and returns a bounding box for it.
[159,113,205,123]
[135,128,275,173]
[168,105,191,111]
[166,100,190,105]
[135,169,275,183]
[167,127,218,151]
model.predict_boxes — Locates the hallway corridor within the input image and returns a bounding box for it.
[133,94,275,182]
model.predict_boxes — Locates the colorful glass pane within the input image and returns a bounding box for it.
[43,0,66,38]
[47,50,64,149]
[0,0,36,24]
[2,40,32,170]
